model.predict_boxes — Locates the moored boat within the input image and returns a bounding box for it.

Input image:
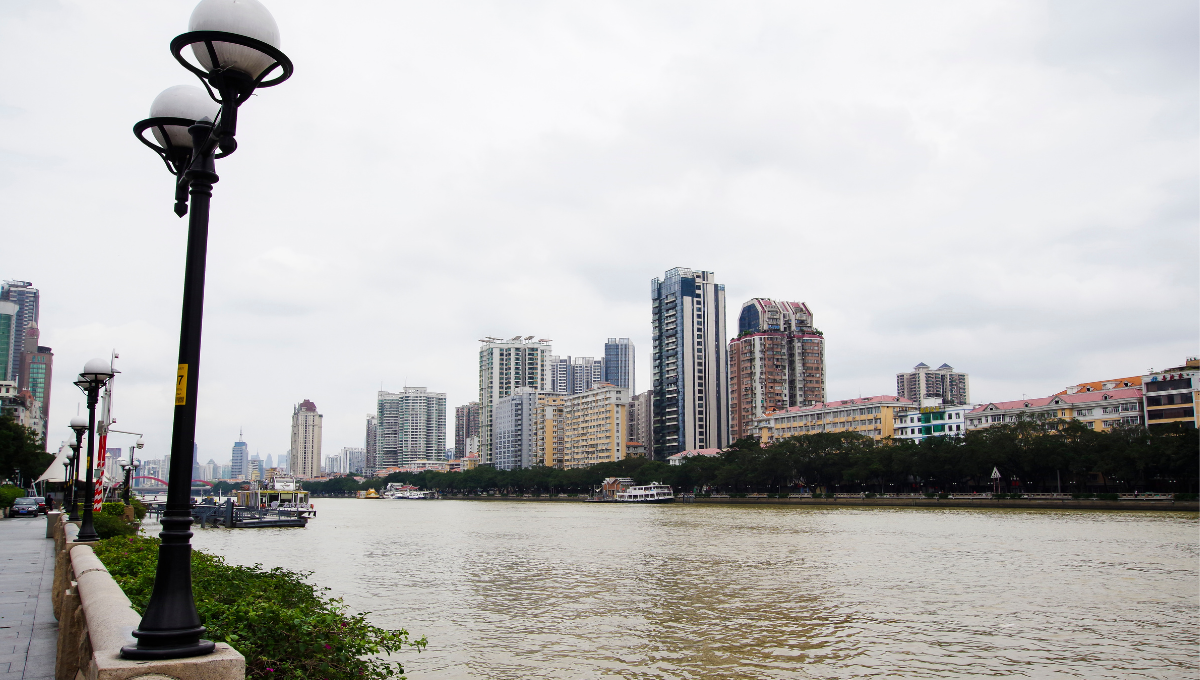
[615,483,675,503]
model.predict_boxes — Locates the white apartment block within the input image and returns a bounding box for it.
[892,399,972,441]
[375,387,447,468]
[478,337,552,465]
[966,388,1143,432]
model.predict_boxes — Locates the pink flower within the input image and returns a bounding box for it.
[266,669,274,672]
[324,644,331,649]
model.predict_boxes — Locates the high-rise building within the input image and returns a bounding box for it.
[342,446,367,474]
[629,390,653,446]
[290,399,323,479]
[265,453,274,469]
[17,322,52,443]
[364,415,377,475]
[0,301,18,381]
[650,267,729,459]
[896,363,970,406]
[230,433,249,480]
[493,387,541,471]
[562,384,629,469]
[375,387,447,468]
[479,337,552,465]
[548,356,604,394]
[454,401,481,458]
[604,338,635,395]
[728,298,826,440]
[0,281,38,386]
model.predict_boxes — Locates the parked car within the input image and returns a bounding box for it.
[11,497,39,517]
[34,497,47,514]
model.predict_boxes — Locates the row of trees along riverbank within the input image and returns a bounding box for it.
[300,420,1199,497]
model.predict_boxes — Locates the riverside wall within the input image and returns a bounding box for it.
[49,515,245,680]
[408,495,1199,511]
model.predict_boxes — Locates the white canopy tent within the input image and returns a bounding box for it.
[36,442,77,483]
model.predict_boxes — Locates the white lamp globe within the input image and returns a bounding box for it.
[149,85,220,148]
[80,358,114,384]
[69,416,89,433]
[188,0,281,80]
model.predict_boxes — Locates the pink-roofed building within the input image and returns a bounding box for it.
[753,395,914,443]
[666,448,723,465]
[966,387,1143,432]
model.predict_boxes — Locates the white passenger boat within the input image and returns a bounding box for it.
[615,483,675,503]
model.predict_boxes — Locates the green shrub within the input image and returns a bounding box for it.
[0,485,24,509]
[864,492,877,499]
[1097,493,1119,501]
[992,493,1007,499]
[1071,492,1094,499]
[91,512,138,539]
[131,498,148,520]
[1174,493,1199,501]
[937,493,950,499]
[101,502,127,517]
[92,536,424,680]
[923,492,937,499]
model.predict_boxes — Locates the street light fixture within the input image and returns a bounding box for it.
[126,0,292,661]
[74,359,115,542]
[67,417,86,521]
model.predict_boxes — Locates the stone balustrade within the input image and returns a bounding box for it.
[50,515,245,680]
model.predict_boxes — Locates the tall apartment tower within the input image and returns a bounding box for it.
[478,337,552,465]
[375,387,447,467]
[897,363,970,406]
[454,401,481,458]
[728,299,826,440]
[230,431,249,480]
[0,301,18,381]
[290,399,323,478]
[562,384,629,469]
[364,415,377,475]
[650,267,729,459]
[0,281,38,386]
[17,322,52,443]
[604,338,635,395]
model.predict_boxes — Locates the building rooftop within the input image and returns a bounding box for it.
[766,395,914,417]
[969,387,1142,413]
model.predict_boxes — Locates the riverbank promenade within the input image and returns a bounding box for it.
[0,516,56,680]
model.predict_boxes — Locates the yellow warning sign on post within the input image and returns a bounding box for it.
[175,364,188,405]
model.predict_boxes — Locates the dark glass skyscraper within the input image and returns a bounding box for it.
[1,281,38,386]
[604,338,635,395]
[650,267,729,459]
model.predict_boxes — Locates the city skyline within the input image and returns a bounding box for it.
[5,1,1194,465]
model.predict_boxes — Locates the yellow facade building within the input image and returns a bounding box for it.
[754,395,913,443]
[562,384,629,469]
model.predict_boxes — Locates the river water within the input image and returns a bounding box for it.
[187,499,1198,679]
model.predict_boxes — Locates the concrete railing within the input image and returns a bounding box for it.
[50,515,245,680]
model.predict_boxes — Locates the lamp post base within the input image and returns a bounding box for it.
[120,639,215,660]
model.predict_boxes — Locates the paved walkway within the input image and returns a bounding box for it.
[0,516,56,680]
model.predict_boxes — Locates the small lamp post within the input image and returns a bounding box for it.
[124,447,143,505]
[61,452,72,512]
[68,417,88,521]
[74,359,115,542]
[125,0,292,661]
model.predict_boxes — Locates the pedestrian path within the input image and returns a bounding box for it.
[0,516,56,680]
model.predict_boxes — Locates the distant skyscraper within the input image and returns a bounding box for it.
[479,337,552,465]
[493,387,541,471]
[265,453,274,469]
[454,401,481,458]
[230,433,249,480]
[375,387,447,467]
[342,447,366,473]
[897,363,970,406]
[650,267,729,459]
[604,338,635,394]
[364,415,377,475]
[17,322,52,443]
[290,400,323,478]
[548,356,604,394]
[0,300,17,381]
[0,281,38,386]
[728,298,826,440]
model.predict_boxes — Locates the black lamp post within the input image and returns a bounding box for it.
[68,418,87,521]
[73,360,115,542]
[60,454,71,513]
[123,457,142,505]
[124,0,292,661]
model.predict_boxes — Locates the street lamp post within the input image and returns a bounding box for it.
[123,457,143,505]
[111,432,145,505]
[68,417,88,522]
[74,360,115,542]
[125,0,292,661]
[61,453,72,513]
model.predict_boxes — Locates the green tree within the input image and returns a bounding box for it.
[0,415,49,483]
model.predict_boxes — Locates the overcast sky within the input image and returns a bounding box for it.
[2,0,1196,465]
